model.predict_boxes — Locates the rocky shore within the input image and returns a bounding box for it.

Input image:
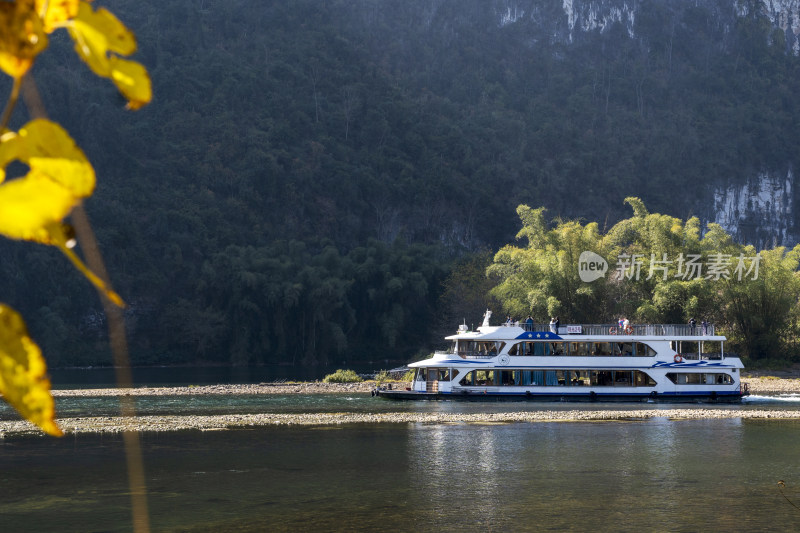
[0,376,797,437]
[50,381,381,397]
[742,376,800,394]
[2,408,800,437]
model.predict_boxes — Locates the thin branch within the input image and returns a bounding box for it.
[0,76,22,131]
[778,481,800,512]
[20,73,151,533]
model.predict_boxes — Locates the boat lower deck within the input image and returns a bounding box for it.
[374,388,745,403]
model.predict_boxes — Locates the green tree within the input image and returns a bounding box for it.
[491,198,800,362]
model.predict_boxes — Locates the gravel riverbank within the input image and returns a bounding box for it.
[2,408,800,437]
[51,381,381,397]
[0,377,797,436]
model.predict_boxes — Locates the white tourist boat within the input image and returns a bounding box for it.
[375,311,749,402]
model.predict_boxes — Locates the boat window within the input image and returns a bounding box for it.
[592,342,614,356]
[517,341,537,355]
[437,368,451,381]
[508,343,519,356]
[499,370,515,385]
[475,370,495,385]
[455,341,507,357]
[455,369,658,387]
[591,370,612,386]
[572,370,589,385]
[613,342,634,356]
[635,343,657,357]
[568,342,589,356]
[666,373,733,385]
[614,371,633,385]
[515,370,536,385]
[415,369,426,381]
[531,342,551,356]
[635,371,657,386]
[555,370,586,385]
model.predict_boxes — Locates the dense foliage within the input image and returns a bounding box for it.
[0,1,798,366]
[489,198,800,362]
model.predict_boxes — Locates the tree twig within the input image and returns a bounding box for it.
[21,72,151,533]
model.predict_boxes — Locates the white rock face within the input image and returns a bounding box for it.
[760,0,800,54]
[713,169,795,248]
[493,0,799,53]
[499,5,526,26]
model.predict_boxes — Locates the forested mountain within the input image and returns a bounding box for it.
[1,0,799,366]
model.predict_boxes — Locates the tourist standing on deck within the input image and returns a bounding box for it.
[549,317,556,333]
[689,317,697,334]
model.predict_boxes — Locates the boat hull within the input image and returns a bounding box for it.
[373,388,746,403]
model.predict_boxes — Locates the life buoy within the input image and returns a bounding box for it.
[624,326,633,335]
[609,327,617,335]
[674,354,684,363]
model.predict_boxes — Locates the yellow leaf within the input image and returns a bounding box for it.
[36,0,80,34]
[67,2,136,77]
[0,173,76,242]
[110,56,152,110]
[65,1,149,109]
[0,304,62,436]
[0,119,93,243]
[0,0,48,78]
[0,119,95,197]
[0,120,121,306]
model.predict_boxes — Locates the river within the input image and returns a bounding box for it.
[1,371,800,531]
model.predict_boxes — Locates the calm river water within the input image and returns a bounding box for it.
[2,379,800,531]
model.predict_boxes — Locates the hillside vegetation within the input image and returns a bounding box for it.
[0,1,798,366]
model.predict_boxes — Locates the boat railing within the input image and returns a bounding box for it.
[436,349,497,360]
[679,352,724,361]
[518,323,715,336]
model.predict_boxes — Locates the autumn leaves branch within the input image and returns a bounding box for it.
[0,0,151,435]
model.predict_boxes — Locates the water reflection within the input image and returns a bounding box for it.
[408,423,505,528]
[402,418,766,531]
[1,419,800,531]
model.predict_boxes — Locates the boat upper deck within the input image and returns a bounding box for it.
[447,322,718,339]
